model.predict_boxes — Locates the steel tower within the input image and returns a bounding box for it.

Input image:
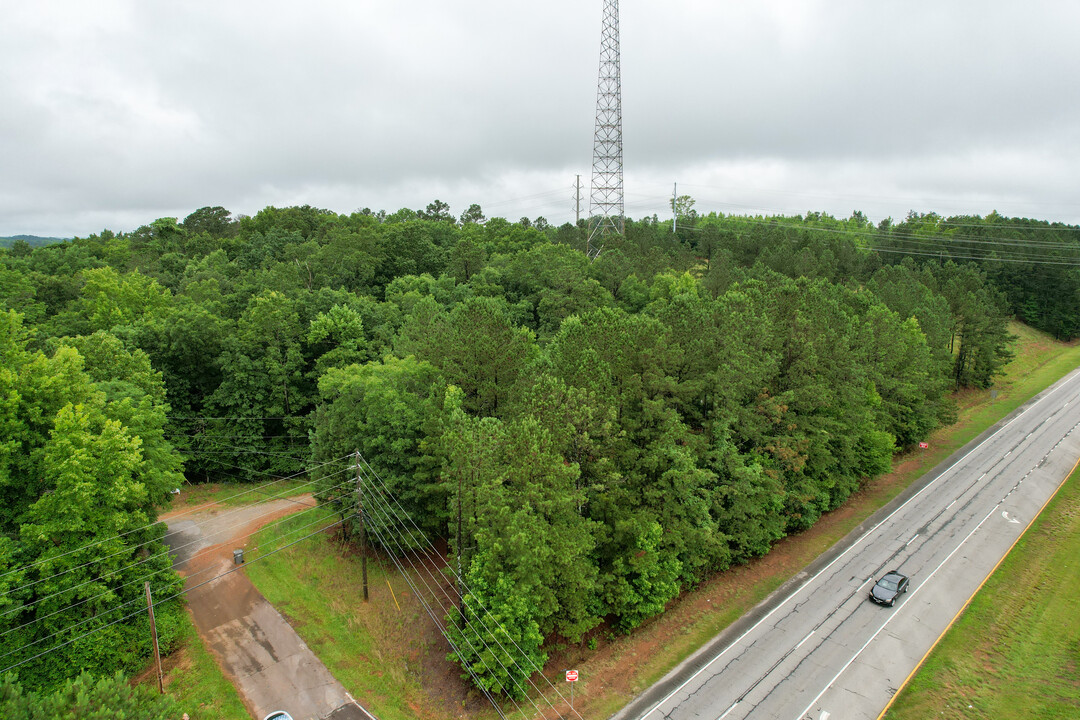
[587,0,623,260]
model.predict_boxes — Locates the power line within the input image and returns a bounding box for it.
[359,499,516,718]
[669,215,1080,267]
[0,473,353,629]
[0,509,351,676]
[358,476,538,717]
[355,455,580,719]
[0,454,351,586]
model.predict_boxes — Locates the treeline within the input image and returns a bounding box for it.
[0,313,185,690]
[0,200,1065,696]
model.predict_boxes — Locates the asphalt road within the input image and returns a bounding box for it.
[614,366,1080,720]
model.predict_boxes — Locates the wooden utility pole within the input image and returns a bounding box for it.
[355,452,368,602]
[144,581,164,694]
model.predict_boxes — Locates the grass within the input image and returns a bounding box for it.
[554,321,1080,719]
[166,476,315,514]
[224,322,1080,719]
[882,461,1080,719]
[245,510,502,720]
[132,476,314,716]
[156,612,250,719]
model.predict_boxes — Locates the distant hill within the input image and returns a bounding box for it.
[0,235,70,249]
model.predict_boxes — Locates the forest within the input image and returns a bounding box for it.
[1,200,1074,703]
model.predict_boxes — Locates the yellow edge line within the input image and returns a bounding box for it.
[876,450,1080,720]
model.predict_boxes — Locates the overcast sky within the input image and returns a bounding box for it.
[3,0,1080,238]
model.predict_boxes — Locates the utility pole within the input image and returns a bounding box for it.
[144,582,164,694]
[586,0,624,259]
[354,452,368,602]
[672,182,678,234]
[575,174,583,225]
[456,467,463,606]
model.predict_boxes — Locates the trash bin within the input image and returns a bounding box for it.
[233,549,244,565]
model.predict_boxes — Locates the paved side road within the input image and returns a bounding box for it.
[163,498,376,720]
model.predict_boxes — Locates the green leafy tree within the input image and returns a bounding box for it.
[311,355,445,537]
[0,671,179,719]
[446,557,547,701]
[459,203,486,225]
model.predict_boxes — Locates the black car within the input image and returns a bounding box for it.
[869,571,909,606]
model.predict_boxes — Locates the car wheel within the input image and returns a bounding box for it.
[889,598,895,607]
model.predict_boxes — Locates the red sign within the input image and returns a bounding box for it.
[919,442,929,449]
[566,670,578,682]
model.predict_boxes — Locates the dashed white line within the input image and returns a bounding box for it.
[795,502,1002,720]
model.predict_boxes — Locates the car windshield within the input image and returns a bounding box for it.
[877,578,898,592]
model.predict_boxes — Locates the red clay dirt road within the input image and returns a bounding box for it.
[162,496,376,720]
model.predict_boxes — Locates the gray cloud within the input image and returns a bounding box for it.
[3,1,1079,237]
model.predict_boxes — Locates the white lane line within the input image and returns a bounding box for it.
[905,534,919,547]
[796,631,815,650]
[717,701,739,720]
[946,499,957,510]
[635,367,1080,720]
[794,503,1002,720]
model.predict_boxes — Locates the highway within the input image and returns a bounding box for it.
[613,366,1080,720]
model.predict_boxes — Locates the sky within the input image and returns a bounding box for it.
[3,0,1080,238]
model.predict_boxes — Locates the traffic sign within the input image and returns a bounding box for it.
[566,669,578,682]
[919,441,929,449]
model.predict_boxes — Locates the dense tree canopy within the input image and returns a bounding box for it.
[1,200,1069,699]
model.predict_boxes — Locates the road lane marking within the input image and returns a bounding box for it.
[796,631,815,650]
[875,451,1080,720]
[634,368,1080,720]
[905,534,919,547]
[796,502,1002,720]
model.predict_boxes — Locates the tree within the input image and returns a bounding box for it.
[307,303,368,376]
[445,558,547,700]
[205,290,310,479]
[182,205,235,237]
[672,194,696,222]
[0,671,178,719]
[421,199,454,223]
[0,313,183,691]
[460,203,486,225]
[53,267,171,337]
[311,355,445,537]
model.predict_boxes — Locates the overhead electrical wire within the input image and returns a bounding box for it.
[0,454,352,586]
[0,501,345,669]
[663,215,1080,267]
[354,454,581,720]
[357,475,533,719]
[0,472,354,628]
[358,499,515,719]
[0,509,352,676]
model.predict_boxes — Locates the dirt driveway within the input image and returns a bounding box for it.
[163,497,376,720]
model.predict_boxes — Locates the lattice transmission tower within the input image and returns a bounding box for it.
[587,0,624,260]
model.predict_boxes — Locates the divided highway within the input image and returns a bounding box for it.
[614,366,1080,720]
